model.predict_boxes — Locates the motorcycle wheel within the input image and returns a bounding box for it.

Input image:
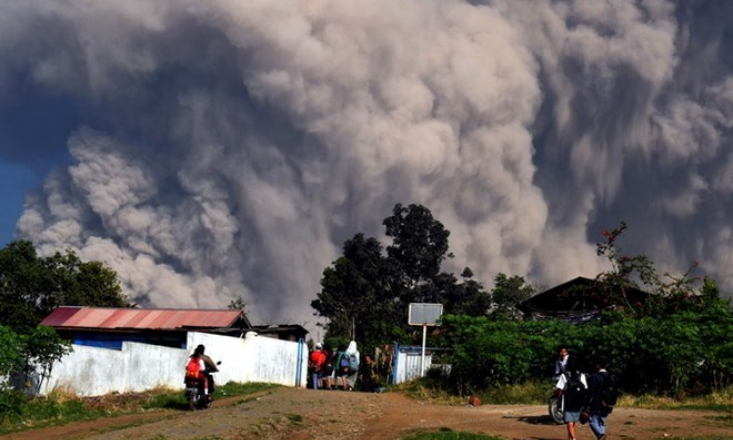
[548,396,564,425]
[188,389,199,411]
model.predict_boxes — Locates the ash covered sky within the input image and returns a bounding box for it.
[1,0,732,329]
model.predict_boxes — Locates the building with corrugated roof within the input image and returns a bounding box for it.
[41,306,252,350]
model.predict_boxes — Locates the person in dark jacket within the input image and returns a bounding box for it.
[554,358,587,440]
[359,355,378,392]
[588,359,613,440]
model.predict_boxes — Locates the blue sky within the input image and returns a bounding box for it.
[0,91,79,247]
[0,161,38,245]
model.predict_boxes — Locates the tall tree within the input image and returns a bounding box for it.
[446,268,492,316]
[311,234,404,352]
[0,241,54,333]
[45,250,129,309]
[0,241,131,333]
[383,203,452,287]
[313,203,492,352]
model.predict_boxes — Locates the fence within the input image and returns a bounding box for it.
[34,331,308,397]
[392,343,436,384]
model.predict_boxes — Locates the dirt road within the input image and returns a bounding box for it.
[3,387,731,440]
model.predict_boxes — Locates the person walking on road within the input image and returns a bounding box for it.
[555,359,588,440]
[588,359,615,440]
[309,343,326,390]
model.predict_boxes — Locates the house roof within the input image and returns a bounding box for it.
[518,276,649,319]
[40,306,252,331]
[250,324,309,340]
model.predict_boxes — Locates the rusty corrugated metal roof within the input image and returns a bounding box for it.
[40,306,248,330]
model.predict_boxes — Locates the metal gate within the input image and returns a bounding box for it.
[392,342,435,384]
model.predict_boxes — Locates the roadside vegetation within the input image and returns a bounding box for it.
[0,382,277,435]
[397,430,502,440]
[398,377,733,410]
[315,207,731,402]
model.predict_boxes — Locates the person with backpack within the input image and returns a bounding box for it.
[588,358,617,440]
[554,360,588,440]
[320,346,335,389]
[187,344,219,400]
[344,340,360,390]
[309,343,326,390]
[334,347,350,390]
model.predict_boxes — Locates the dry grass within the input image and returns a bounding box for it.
[618,386,733,410]
[81,386,178,412]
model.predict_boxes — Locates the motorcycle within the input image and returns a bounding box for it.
[548,389,564,424]
[549,372,589,425]
[185,360,221,410]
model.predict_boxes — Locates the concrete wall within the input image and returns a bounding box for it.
[38,331,308,397]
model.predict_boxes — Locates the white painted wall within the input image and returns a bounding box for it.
[38,331,308,397]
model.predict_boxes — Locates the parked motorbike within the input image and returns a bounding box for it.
[549,371,588,425]
[185,361,221,410]
[548,389,564,424]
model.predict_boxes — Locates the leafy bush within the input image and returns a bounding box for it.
[437,308,733,397]
[0,326,23,377]
[0,389,27,419]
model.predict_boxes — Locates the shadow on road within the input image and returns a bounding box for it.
[511,414,559,426]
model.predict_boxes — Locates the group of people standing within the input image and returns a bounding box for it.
[554,346,615,440]
[309,341,379,392]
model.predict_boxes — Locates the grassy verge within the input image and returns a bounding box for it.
[394,380,549,405]
[0,382,278,435]
[397,428,503,440]
[396,378,733,411]
[622,387,733,416]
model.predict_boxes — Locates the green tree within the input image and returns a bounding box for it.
[312,233,404,353]
[313,204,494,353]
[46,250,130,310]
[489,273,535,320]
[383,203,452,288]
[422,268,491,317]
[0,241,54,333]
[0,240,131,333]
[21,326,72,391]
[0,326,24,379]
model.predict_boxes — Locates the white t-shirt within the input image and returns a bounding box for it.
[555,372,588,390]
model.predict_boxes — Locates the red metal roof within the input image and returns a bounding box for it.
[40,307,248,330]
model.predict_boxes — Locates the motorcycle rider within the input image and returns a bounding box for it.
[192,344,219,400]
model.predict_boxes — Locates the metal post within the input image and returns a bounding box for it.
[420,325,427,377]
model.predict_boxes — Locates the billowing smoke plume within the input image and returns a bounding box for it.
[2,0,732,326]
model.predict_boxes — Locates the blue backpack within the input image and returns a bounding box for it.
[339,353,350,369]
[348,353,359,370]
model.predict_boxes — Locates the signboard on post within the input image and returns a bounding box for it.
[408,303,443,378]
[409,303,443,326]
